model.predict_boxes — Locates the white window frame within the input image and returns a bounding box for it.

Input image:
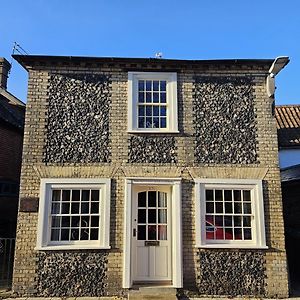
[36,178,111,250]
[127,72,178,133]
[194,178,267,249]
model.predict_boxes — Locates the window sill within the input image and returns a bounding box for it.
[35,245,111,251]
[128,130,180,134]
[196,244,268,249]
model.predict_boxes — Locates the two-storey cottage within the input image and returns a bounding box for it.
[12,54,289,299]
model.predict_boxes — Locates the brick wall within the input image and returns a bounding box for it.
[13,60,288,298]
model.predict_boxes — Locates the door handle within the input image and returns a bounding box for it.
[133,228,136,237]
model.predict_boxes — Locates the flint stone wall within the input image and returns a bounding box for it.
[197,250,265,296]
[44,74,111,163]
[194,77,258,164]
[37,251,108,297]
[128,136,177,163]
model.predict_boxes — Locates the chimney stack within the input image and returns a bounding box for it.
[0,58,11,90]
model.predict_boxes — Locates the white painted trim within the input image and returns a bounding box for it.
[194,178,267,249]
[127,72,178,133]
[123,177,182,288]
[36,178,111,250]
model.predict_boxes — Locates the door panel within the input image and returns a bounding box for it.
[132,186,172,282]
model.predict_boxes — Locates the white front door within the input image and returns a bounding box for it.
[131,185,172,282]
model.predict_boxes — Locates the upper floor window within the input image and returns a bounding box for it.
[128,72,178,133]
[195,178,267,249]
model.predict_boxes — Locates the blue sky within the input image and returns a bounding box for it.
[1,0,299,104]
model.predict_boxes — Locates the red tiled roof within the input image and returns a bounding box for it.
[275,105,300,148]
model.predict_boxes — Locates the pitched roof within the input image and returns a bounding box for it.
[275,105,300,148]
[281,164,300,182]
[0,88,25,130]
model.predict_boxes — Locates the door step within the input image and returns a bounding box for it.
[128,287,177,300]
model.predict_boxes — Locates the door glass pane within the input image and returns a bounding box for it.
[138,209,146,223]
[148,191,156,207]
[158,209,167,223]
[138,192,146,207]
[148,209,156,223]
[158,192,167,207]
[158,225,167,240]
[138,225,146,240]
[148,225,156,240]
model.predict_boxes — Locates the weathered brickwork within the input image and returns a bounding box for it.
[194,76,258,164]
[128,136,177,163]
[44,73,111,163]
[197,250,265,296]
[12,57,289,298]
[37,252,108,297]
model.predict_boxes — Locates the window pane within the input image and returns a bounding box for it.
[81,216,89,227]
[234,203,242,213]
[61,216,70,227]
[160,92,166,103]
[90,229,99,240]
[160,81,166,91]
[52,190,61,201]
[91,202,99,214]
[51,216,60,228]
[243,216,251,227]
[206,202,214,213]
[153,118,159,128]
[62,190,70,201]
[51,203,60,214]
[148,225,156,240]
[61,203,70,214]
[71,202,79,214]
[160,106,166,117]
[234,216,242,227]
[225,202,232,213]
[234,228,242,240]
[215,190,222,201]
[215,202,223,213]
[243,203,252,214]
[146,117,152,128]
[82,190,90,202]
[146,92,151,102]
[146,106,152,116]
[71,190,80,201]
[215,215,223,226]
[243,190,251,202]
[51,229,60,241]
[61,229,70,241]
[91,216,99,227]
[91,190,99,202]
[71,229,79,240]
[224,190,232,201]
[80,228,89,240]
[71,216,80,227]
[138,117,145,128]
[225,228,233,240]
[81,202,89,214]
[244,228,252,240]
[153,106,159,116]
[146,80,152,91]
[138,80,144,91]
[138,105,145,116]
[234,190,241,201]
[206,189,213,201]
[153,81,159,91]
[138,92,144,103]
[148,191,156,207]
[160,118,166,128]
[153,92,159,103]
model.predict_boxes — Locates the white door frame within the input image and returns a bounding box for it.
[123,177,183,288]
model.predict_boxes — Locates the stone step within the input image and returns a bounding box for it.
[128,287,177,300]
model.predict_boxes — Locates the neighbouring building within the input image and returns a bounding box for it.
[12,54,289,298]
[275,105,300,293]
[0,57,25,288]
